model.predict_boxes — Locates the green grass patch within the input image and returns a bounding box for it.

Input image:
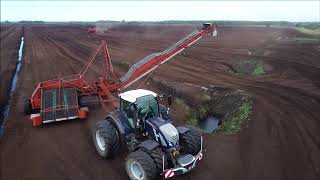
[186,110,198,126]
[174,91,252,133]
[199,94,211,102]
[216,101,252,135]
[119,61,131,70]
[233,60,265,76]
[175,98,199,126]
[113,61,131,70]
[252,63,265,76]
[175,98,187,109]
[198,104,210,119]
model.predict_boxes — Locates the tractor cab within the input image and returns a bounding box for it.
[119,89,159,129]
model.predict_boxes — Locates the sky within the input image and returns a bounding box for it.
[1,1,319,22]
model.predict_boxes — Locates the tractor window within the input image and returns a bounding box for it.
[121,99,135,117]
[136,95,159,119]
[120,99,136,128]
[121,99,131,113]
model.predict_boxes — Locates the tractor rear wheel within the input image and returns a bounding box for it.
[126,150,158,180]
[179,127,202,156]
[92,120,120,158]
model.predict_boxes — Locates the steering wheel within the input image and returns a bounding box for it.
[140,106,155,121]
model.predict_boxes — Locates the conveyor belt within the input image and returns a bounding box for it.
[119,30,200,83]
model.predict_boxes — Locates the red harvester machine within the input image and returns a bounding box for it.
[24,23,217,126]
[87,27,97,34]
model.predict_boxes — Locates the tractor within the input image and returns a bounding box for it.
[92,89,203,179]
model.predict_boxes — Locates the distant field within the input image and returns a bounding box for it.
[295,27,320,36]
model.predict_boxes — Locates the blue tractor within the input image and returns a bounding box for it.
[92,89,203,179]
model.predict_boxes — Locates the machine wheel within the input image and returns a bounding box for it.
[92,120,120,158]
[23,97,32,115]
[126,150,158,180]
[139,147,166,174]
[179,127,202,156]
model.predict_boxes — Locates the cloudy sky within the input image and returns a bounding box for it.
[1,1,319,22]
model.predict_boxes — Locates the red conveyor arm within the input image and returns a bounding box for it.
[110,23,217,91]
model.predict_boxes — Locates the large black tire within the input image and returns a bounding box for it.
[139,147,167,175]
[179,127,202,156]
[92,120,120,158]
[23,97,31,115]
[125,150,158,180]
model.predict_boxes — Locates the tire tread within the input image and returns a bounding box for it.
[179,127,201,155]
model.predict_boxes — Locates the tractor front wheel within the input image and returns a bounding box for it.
[126,150,158,180]
[92,120,120,158]
[179,127,202,156]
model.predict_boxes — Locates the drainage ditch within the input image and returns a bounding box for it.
[0,36,24,136]
[146,78,252,135]
[199,116,221,133]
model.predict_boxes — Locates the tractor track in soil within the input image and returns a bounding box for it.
[0,25,320,180]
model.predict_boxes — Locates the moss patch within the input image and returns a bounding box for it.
[252,62,265,75]
[174,98,197,126]
[215,101,252,135]
[148,79,253,135]
[233,60,265,76]
[172,86,252,134]
[114,61,131,70]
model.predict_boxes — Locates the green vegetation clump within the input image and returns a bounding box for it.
[120,61,130,69]
[175,98,197,126]
[198,104,210,119]
[186,110,198,126]
[114,61,130,70]
[233,60,265,76]
[171,86,252,135]
[216,101,252,135]
[200,94,211,102]
[252,63,265,75]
